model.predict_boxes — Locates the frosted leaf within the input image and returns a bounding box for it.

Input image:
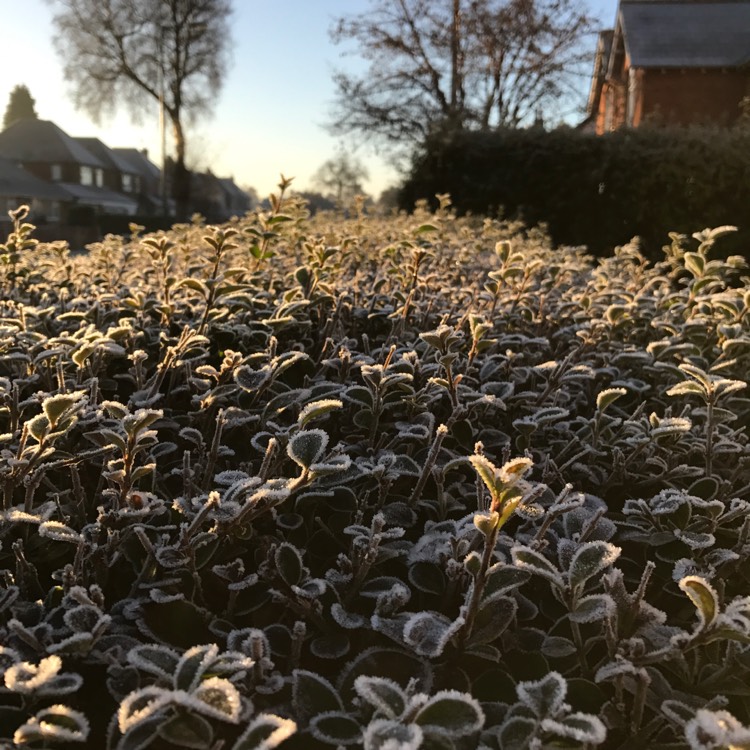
[292,670,343,722]
[4,655,62,693]
[174,644,220,692]
[13,704,90,745]
[310,711,363,745]
[596,387,627,412]
[651,417,693,438]
[568,542,621,591]
[403,612,465,658]
[310,454,352,476]
[298,399,343,427]
[149,589,185,603]
[362,718,423,750]
[679,576,719,630]
[354,676,407,719]
[287,429,329,469]
[187,677,242,723]
[118,685,173,732]
[684,709,750,750]
[718,596,750,636]
[331,604,368,630]
[0,646,20,675]
[595,658,640,683]
[232,713,297,750]
[128,644,180,681]
[541,713,606,745]
[413,689,485,738]
[39,521,82,544]
[46,632,95,655]
[511,546,565,589]
[499,456,534,485]
[516,672,567,719]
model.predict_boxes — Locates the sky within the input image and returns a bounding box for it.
[0,0,617,201]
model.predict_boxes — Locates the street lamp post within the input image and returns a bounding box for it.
[158,30,168,219]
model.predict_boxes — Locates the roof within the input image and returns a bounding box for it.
[60,182,139,213]
[0,158,71,201]
[0,119,106,167]
[111,148,161,181]
[217,177,250,202]
[620,1,750,67]
[75,138,137,174]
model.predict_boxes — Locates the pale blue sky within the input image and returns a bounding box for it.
[1,0,616,199]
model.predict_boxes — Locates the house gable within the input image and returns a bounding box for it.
[587,0,750,134]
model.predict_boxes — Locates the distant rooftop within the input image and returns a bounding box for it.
[619,0,750,67]
[0,120,106,167]
[75,138,138,174]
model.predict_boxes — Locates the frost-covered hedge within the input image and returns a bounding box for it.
[400,127,750,258]
[1,197,750,749]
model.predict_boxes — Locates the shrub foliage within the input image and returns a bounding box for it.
[0,199,749,749]
[399,127,750,258]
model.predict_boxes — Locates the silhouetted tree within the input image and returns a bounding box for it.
[3,85,38,130]
[311,152,370,205]
[330,0,595,147]
[50,0,233,219]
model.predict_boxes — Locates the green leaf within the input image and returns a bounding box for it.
[414,690,484,738]
[679,575,719,630]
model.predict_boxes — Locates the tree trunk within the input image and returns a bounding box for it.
[449,0,463,131]
[171,114,190,221]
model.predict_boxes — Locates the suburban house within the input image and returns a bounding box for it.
[0,117,252,241]
[0,119,139,220]
[0,156,70,225]
[191,170,252,223]
[586,0,750,134]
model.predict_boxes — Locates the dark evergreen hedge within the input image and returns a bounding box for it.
[399,126,750,258]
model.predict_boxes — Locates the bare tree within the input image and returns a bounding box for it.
[3,85,38,130]
[311,152,370,205]
[49,0,233,218]
[330,0,595,146]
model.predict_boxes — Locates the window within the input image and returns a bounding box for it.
[122,173,133,193]
[95,169,104,188]
[51,164,62,181]
[80,166,94,186]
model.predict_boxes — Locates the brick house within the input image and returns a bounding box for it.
[586,0,750,134]
[0,119,138,218]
